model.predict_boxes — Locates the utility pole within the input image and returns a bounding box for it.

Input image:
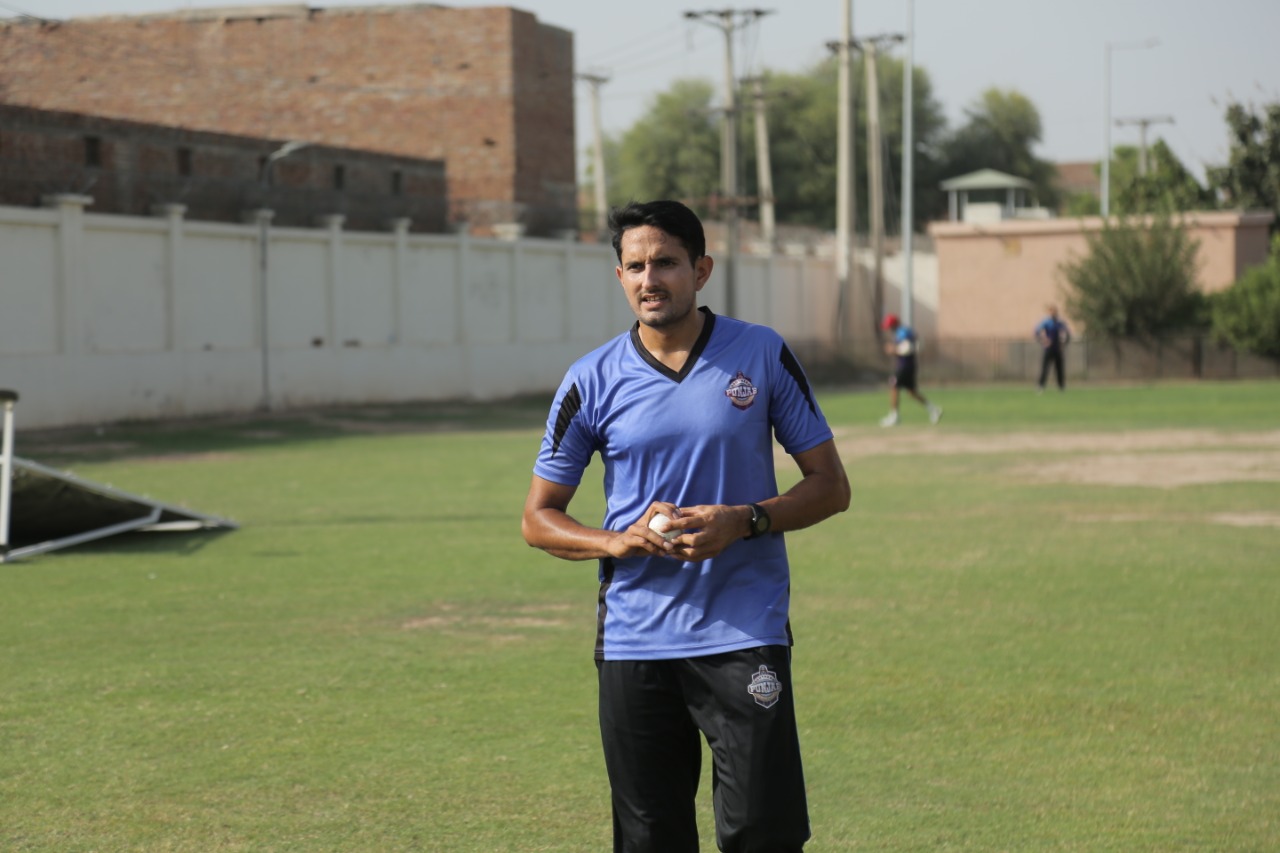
[576,72,611,237]
[828,0,857,344]
[1114,115,1175,176]
[857,33,903,339]
[1102,38,1159,217]
[685,8,772,317]
[900,0,915,328]
[744,75,777,249]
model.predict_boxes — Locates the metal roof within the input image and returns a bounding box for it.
[939,169,1036,192]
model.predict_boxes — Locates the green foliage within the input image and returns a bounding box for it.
[938,88,1061,210]
[1207,100,1280,233]
[740,57,950,230]
[1060,214,1207,343]
[1211,248,1280,359]
[604,54,950,232]
[609,78,721,218]
[1112,140,1216,214]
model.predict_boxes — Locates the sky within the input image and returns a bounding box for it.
[7,0,1280,183]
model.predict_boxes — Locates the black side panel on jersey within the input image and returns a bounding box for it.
[778,344,817,417]
[550,383,583,457]
[595,557,615,660]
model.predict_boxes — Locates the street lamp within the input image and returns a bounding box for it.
[1101,38,1158,217]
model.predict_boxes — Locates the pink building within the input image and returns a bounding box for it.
[927,211,1275,340]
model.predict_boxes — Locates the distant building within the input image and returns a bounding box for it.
[0,3,575,235]
[1053,160,1100,208]
[939,169,1051,223]
[0,103,447,231]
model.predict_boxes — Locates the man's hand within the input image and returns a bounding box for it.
[657,503,749,561]
[605,502,685,559]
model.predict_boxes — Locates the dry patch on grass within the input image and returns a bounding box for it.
[1070,511,1280,529]
[1024,450,1280,488]
[826,427,1280,527]
[831,428,1280,461]
[401,602,577,641]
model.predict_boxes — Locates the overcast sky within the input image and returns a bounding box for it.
[8,0,1280,182]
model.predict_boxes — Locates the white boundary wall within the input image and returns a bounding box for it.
[1,197,863,429]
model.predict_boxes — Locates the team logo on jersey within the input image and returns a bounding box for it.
[747,665,783,709]
[725,371,758,410]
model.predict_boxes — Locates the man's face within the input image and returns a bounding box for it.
[615,225,712,330]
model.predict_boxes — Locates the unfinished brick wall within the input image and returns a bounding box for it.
[0,4,575,233]
[0,103,448,231]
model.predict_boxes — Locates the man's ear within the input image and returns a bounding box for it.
[694,255,714,291]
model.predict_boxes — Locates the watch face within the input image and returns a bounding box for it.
[751,504,770,536]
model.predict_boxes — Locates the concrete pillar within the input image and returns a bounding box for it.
[41,194,93,355]
[318,214,345,347]
[246,208,275,410]
[152,203,187,351]
[389,218,411,347]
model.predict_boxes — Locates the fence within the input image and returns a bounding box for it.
[918,336,1278,384]
[0,197,842,429]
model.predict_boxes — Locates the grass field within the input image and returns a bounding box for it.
[2,381,1277,851]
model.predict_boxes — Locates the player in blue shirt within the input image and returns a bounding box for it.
[879,313,942,426]
[522,200,850,852]
[1035,304,1072,392]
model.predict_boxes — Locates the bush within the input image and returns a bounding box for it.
[1211,250,1280,360]
[1060,213,1207,344]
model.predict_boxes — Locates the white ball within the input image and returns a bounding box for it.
[895,339,914,356]
[648,513,680,541]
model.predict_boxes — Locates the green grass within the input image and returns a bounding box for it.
[2,380,1277,851]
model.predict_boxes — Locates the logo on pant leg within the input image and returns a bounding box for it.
[747,665,783,709]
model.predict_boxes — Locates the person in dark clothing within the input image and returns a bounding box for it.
[1034,305,1072,392]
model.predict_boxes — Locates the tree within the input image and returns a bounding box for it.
[1111,140,1215,215]
[603,54,949,232]
[738,56,949,231]
[1060,214,1207,344]
[1207,100,1280,234]
[938,88,1060,210]
[608,79,721,219]
[1211,237,1280,360]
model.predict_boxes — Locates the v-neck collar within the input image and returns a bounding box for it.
[629,307,716,383]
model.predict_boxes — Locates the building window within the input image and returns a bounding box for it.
[177,147,193,176]
[333,165,345,190]
[391,169,403,196]
[85,136,102,167]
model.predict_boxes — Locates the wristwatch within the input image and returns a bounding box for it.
[745,503,771,539]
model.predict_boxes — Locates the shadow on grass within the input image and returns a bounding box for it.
[14,395,557,466]
[4,527,238,562]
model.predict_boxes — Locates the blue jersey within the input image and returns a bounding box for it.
[1035,316,1070,347]
[533,308,834,661]
[893,325,918,363]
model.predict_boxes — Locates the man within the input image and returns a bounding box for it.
[879,313,942,427]
[521,200,850,853]
[1035,304,1072,392]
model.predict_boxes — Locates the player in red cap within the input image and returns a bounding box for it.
[879,314,942,427]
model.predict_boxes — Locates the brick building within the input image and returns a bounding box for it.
[0,3,575,234]
[0,103,448,231]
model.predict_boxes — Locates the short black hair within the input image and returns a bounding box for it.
[608,200,706,264]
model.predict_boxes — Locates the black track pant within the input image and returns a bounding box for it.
[597,646,810,853]
[1039,345,1065,389]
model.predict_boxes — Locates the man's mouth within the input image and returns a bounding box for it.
[641,292,668,307]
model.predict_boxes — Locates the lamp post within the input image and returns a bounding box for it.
[257,141,309,411]
[1101,38,1158,218]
